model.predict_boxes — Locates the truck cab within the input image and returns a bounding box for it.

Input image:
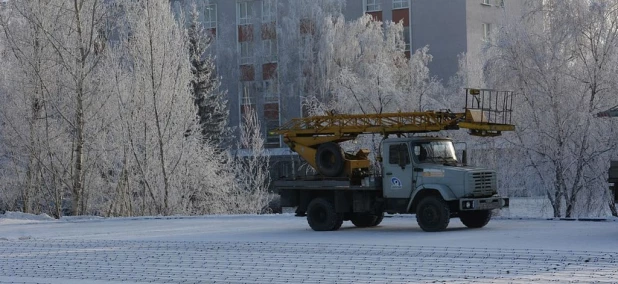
[381,137,508,231]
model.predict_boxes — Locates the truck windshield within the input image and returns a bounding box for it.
[413,141,458,164]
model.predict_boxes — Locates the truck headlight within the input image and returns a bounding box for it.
[464,201,474,209]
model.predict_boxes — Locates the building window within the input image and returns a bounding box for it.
[262,0,276,23]
[203,4,217,29]
[393,0,408,9]
[263,39,277,62]
[239,81,256,126]
[264,112,280,147]
[263,80,279,102]
[365,0,381,12]
[482,23,491,42]
[300,35,312,62]
[239,82,255,106]
[239,82,255,127]
[495,0,504,7]
[239,41,253,65]
[481,0,491,5]
[237,1,252,25]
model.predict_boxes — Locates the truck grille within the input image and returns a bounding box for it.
[469,171,496,197]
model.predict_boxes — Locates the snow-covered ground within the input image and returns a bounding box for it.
[1,200,618,283]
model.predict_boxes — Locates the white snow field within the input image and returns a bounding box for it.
[1,205,618,283]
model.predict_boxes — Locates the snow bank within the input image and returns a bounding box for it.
[0,211,56,225]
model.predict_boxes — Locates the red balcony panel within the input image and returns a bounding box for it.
[392,9,409,26]
[300,18,315,35]
[264,103,279,120]
[367,11,383,22]
[262,63,277,80]
[238,25,254,42]
[240,65,255,81]
[261,23,276,40]
[206,28,217,37]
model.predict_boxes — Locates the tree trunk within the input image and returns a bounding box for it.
[610,201,618,217]
[71,88,84,215]
[610,186,618,217]
[147,1,170,215]
[549,187,562,218]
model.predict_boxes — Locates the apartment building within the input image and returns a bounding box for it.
[171,0,524,153]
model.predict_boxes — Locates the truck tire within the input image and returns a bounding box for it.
[459,210,492,228]
[372,212,385,226]
[307,198,343,231]
[315,142,345,177]
[416,196,450,232]
[350,213,379,227]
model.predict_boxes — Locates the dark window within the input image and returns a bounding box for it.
[389,144,410,165]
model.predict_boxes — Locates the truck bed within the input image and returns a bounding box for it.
[274,177,381,191]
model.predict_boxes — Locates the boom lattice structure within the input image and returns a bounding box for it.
[272,89,515,177]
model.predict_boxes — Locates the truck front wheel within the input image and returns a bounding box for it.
[416,196,450,232]
[307,198,343,231]
[459,210,492,228]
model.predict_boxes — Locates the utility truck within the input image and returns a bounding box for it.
[272,89,515,232]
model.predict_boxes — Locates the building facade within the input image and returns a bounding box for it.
[171,0,524,152]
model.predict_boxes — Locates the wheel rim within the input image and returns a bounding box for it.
[310,205,328,223]
[319,152,335,170]
[421,204,439,225]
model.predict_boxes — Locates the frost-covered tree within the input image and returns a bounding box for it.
[0,1,51,214]
[114,0,219,215]
[0,0,113,217]
[232,107,270,214]
[279,1,441,116]
[485,0,618,217]
[99,0,240,216]
[277,1,445,174]
[187,2,229,148]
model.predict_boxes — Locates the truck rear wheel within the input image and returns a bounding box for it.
[372,212,385,226]
[459,210,492,228]
[307,198,343,231]
[416,196,450,232]
[350,212,383,228]
[315,142,345,177]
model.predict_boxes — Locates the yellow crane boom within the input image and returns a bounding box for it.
[271,89,515,177]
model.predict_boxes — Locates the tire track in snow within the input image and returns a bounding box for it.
[1,240,617,283]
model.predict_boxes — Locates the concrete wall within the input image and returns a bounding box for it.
[411,0,467,81]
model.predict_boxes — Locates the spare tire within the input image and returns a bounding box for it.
[315,142,345,177]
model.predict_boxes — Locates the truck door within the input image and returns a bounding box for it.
[383,142,413,198]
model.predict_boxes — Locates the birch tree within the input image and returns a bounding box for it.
[122,0,196,215]
[485,0,618,217]
[0,0,111,216]
[106,0,237,216]
[0,1,51,214]
[232,107,271,214]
